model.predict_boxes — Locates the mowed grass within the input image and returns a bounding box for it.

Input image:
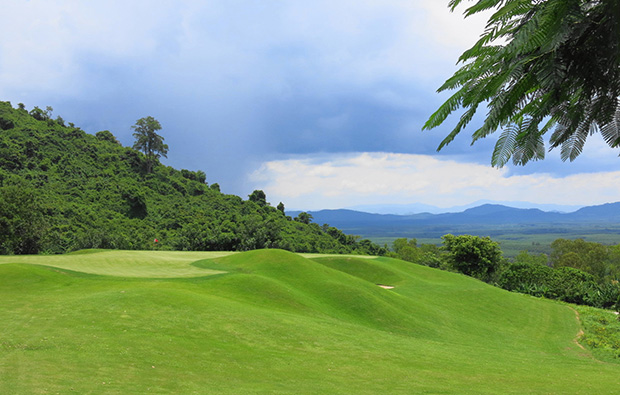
[1,250,620,393]
[0,249,234,278]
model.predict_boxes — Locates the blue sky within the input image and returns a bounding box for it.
[2,1,619,211]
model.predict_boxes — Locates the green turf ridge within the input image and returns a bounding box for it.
[1,249,620,393]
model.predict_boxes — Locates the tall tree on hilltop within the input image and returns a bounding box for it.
[248,190,268,207]
[132,116,168,174]
[424,0,620,166]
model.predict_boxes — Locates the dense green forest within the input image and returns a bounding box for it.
[0,101,385,256]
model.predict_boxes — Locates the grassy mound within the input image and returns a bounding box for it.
[1,250,620,393]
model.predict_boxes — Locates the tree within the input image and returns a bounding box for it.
[294,212,313,225]
[497,259,557,298]
[424,0,620,166]
[96,130,120,144]
[442,234,503,282]
[277,202,285,214]
[131,116,168,173]
[392,238,422,263]
[195,170,206,184]
[29,106,52,121]
[0,182,47,254]
[357,239,387,256]
[550,238,608,281]
[248,190,267,207]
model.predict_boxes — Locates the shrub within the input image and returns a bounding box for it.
[442,234,503,282]
[497,261,558,299]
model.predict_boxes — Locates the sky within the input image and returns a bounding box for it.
[1,1,619,212]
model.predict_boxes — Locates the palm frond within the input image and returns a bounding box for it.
[512,119,545,165]
[488,0,532,25]
[462,0,507,17]
[423,90,464,130]
[600,106,620,147]
[492,123,519,167]
[559,120,590,162]
[437,104,480,151]
[427,0,620,164]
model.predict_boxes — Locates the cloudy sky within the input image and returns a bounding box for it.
[2,1,619,212]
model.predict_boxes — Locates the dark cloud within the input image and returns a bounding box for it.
[259,87,449,155]
[2,0,618,201]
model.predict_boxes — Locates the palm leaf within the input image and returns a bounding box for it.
[600,106,620,147]
[427,0,620,164]
[492,123,519,167]
[512,120,545,166]
[423,90,464,130]
[559,121,590,162]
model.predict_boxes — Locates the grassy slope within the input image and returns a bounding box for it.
[1,250,619,393]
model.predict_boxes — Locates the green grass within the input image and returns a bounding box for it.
[1,249,620,393]
[0,249,234,278]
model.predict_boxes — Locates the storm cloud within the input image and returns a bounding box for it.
[1,1,618,209]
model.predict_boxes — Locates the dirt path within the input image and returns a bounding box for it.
[568,306,586,351]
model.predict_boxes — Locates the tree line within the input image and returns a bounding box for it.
[390,235,620,311]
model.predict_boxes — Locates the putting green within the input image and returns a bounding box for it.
[0,250,234,278]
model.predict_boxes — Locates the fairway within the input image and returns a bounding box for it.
[1,249,620,393]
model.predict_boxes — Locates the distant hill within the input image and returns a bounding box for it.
[571,202,620,220]
[288,202,620,239]
[347,200,583,215]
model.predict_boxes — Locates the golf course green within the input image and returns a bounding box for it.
[1,249,619,393]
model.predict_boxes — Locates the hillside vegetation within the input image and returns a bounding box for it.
[1,249,620,393]
[0,101,382,255]
[385,235,620,311]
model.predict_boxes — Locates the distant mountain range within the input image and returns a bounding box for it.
[345,200,584,215]
[288,202,620,238]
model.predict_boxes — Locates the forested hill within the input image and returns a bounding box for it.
[0,101,383,255]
